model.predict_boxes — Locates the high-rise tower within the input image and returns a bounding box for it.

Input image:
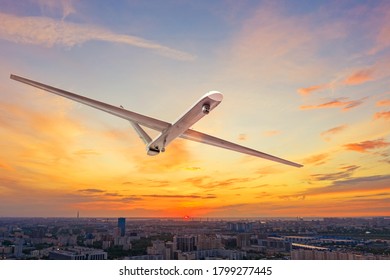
[118,217,126,237]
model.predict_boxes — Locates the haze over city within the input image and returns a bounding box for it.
[0,0,389,218]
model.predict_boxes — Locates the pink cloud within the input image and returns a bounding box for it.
[343,68,375,85]
[367,4,390,55]
[321,125,348,141]
[376,99,390,107]
[224,3,346,84]
[374,111,390,120]
[297,84,329,96]
[300,98,365,111]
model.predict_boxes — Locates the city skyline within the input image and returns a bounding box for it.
[0,0,389,218]
[1,216,389,260]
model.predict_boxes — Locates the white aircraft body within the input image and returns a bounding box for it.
[10,74,303,168]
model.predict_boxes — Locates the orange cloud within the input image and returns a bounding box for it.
[374,111,390,120]
[321,125,348,141]
[238,134,247,141]
[302,153,329,165]
[0,96,86,163]
[257,166,283,175]
[343,68,375,85]
[73,149,100,157]
[300,98,365,111]
[133,140,194,173]
[343,138,390,153]
[376,99,390,106]
[297,84,329,96]
[263,130,281,137]
[0,161,13,171]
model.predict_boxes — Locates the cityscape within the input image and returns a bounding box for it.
[1,216,389,260]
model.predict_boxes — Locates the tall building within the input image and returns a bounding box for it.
[14,238,24,258]
[118,217,126,237]
[236,233,251,249]
[173,235,197,252]
[197,234,223,250]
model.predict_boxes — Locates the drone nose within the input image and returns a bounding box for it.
[206,91,223,102]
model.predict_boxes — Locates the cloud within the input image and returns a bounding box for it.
[183,176,211,187]
[302,153,329,165]
[343,68,375,85]
[121,196,143,203]
[141,194,217,200]
[0,12,195,61]
[105,192,123,197]
[367,3,390,55]
[374,111,390,120]
[78,188,105,193]
[223,2,348,85]
[183,176,255,190]
[255,192,273,199]
[0,93,88,169]
[340,165,360,171]
[310,165,359,182]
[238,134,247,141]
[376,99,390,107]
[263,130,281,137]
[303,174,390,197]
[297,84,329,96]
[300,97,366,111]
[298,58,390,98]
[123,179,171,188]
[73,149,100,157]
[68,192,144,206]
[35,0,76,19]
[0,161,13,171]
[333,174,390,186]
[343,138,390,153]
[133,140,194,173]
[257,166,283,175]
[320,125,348,141]
[184,167,202,171]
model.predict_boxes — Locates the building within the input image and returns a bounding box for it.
[147,240,166,256]
[236,233,251,249]
[290,249,390,260]
[228,222,253,232]
[49,247,107,260]
[258,237,292,254]
[118,218,126,237]
[197,234,223,250]
[284,236,315,243]
[174,235,197,252]
[114,236,132,250]
[13,238,24,258]
[178,249,246,260]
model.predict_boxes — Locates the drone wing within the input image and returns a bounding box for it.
[10,74,170,131]
[181,129,303,167]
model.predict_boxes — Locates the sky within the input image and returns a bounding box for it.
[0,0,389,218]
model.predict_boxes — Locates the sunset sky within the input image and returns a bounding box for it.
[0,0,389,218]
